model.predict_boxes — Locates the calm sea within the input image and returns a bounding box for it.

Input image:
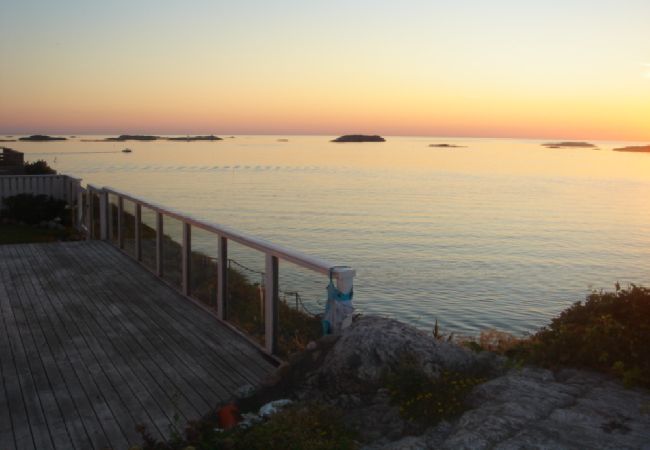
[11,135,650,336]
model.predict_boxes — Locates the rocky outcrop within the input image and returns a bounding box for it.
[244,315,650,449]
[305,316,499,395]
[366,367,650,449]
[332,135,386,142]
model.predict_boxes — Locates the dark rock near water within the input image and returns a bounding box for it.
[18,134,67,141]
[332,135,386,142]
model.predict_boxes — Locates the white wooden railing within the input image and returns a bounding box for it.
[0,174,81,210]
[80,183,355,356]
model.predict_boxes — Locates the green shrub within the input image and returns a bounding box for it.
[2,193,69,225]
[511,285,650,387]
[23,159,57,174]
[383,356,486,426]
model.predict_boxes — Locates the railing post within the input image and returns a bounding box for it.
[117,196,124,249]
[182,222,191,296]
[264,254,279,354]
[107,195,114,241]
[156,212,163,277]
[99,190,108,240]
[332,267,356,296]
[135,204,142,261]
[326,266,356,334]
[76,185,83,231]
[86,189,92,240]
[217,236,228,320]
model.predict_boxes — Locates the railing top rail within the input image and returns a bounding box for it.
[87,183,103,191]
[103,186,353,277]
[0,174,81,180]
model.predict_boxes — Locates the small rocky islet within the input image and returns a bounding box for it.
[81,134,223,142]
[542,141,597,149]
[613,145,650,153]
[429,143,467,148]
[332,135,386,142]
[18,134,67,141]
[166,135,223,141]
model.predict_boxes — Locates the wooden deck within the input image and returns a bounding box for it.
[0,241,277,450]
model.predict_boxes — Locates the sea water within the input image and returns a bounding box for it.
[11,135,650,335]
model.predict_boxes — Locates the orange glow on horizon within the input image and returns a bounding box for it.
[1,2,649,141]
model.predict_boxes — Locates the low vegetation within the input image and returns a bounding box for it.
[0,192,78,244]
[383,355,487,426]
[508,284,650,387]
[137,403,358,450]
[2,193,69,225]
[0,223,78,244]
[23,159,57,174]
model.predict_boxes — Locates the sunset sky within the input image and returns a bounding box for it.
[1,0,649,140]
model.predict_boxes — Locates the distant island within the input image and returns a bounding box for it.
[429,143,466,148]
[613,145,650,153]
[167,135,223,141]
[18,134,67,141]
[332,135,386,142]
[81,134,224,142]
[104,135,160,141]
[542,141,597,149]
[0,139,16,142]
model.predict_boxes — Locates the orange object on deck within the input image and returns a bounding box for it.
[217,403,241,429]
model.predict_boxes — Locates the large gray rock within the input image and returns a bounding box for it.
[441,368,650,449]
[308,316,499,394]
[365,368,650,449]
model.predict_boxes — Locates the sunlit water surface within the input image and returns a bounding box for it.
[12,135,650,336]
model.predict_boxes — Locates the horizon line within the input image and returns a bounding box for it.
[1,131,648,143]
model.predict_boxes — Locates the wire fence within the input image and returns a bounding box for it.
[227,257,323,316]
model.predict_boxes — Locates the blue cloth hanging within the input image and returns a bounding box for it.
[322,268,354,335]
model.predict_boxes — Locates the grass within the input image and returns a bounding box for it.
[0,223,79,245]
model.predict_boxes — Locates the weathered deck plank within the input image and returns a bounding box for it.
[0,241,276,450]
[87,241,272,383]
[12,243,143,448]
[30,243,203,430]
